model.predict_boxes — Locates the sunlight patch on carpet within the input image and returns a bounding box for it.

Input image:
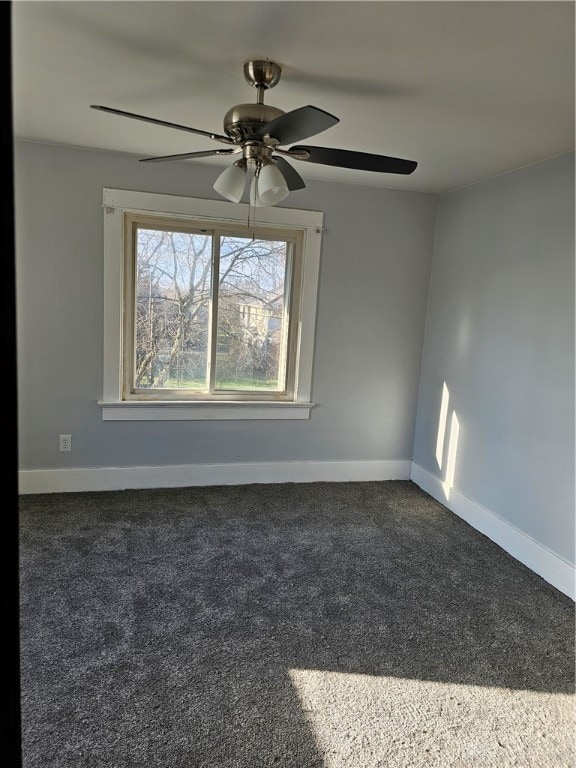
[288,668,575,767]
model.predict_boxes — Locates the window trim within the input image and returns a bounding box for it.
[99,188,323,420]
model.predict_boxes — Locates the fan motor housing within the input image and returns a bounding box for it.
[224,103,285,142]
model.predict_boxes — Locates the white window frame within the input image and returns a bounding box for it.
[98,189,323,421]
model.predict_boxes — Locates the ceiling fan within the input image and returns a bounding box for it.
[91,60,417,207]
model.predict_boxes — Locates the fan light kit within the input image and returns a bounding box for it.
[91,60,417,207]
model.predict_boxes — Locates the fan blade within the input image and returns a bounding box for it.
[90,105,234,144]
[140,149,239,163]
[273,157,306,190]
[290,145,417,175]
[257,106,339,145]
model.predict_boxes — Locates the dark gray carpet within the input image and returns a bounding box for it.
[19,480,575,767]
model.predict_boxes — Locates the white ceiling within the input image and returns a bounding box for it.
[11,0,575,194]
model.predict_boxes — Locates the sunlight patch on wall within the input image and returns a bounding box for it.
[434,381,461,501]
[435,382,450,470]
[442,411,460,501]
[288,667,574,768]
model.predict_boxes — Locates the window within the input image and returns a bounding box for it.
[99,189,323,420]
[126,217,301,399]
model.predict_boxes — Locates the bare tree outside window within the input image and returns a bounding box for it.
[133,225,290,393]
[217,236,288,390]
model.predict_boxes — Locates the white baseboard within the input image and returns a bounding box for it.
[19,459,412,495]
[19,459,573,600]
[410,462,575,601]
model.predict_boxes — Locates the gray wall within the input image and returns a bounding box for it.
[413,153,575,564]
[15,141,438,471]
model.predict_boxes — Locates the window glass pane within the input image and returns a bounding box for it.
[134,227,212,390]
[216,236,289,391]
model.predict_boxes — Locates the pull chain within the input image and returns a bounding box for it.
[247,164,259,239]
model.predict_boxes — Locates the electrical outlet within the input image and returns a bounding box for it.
[59,434,72,452]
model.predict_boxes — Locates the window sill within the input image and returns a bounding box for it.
[98,401,314,421]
